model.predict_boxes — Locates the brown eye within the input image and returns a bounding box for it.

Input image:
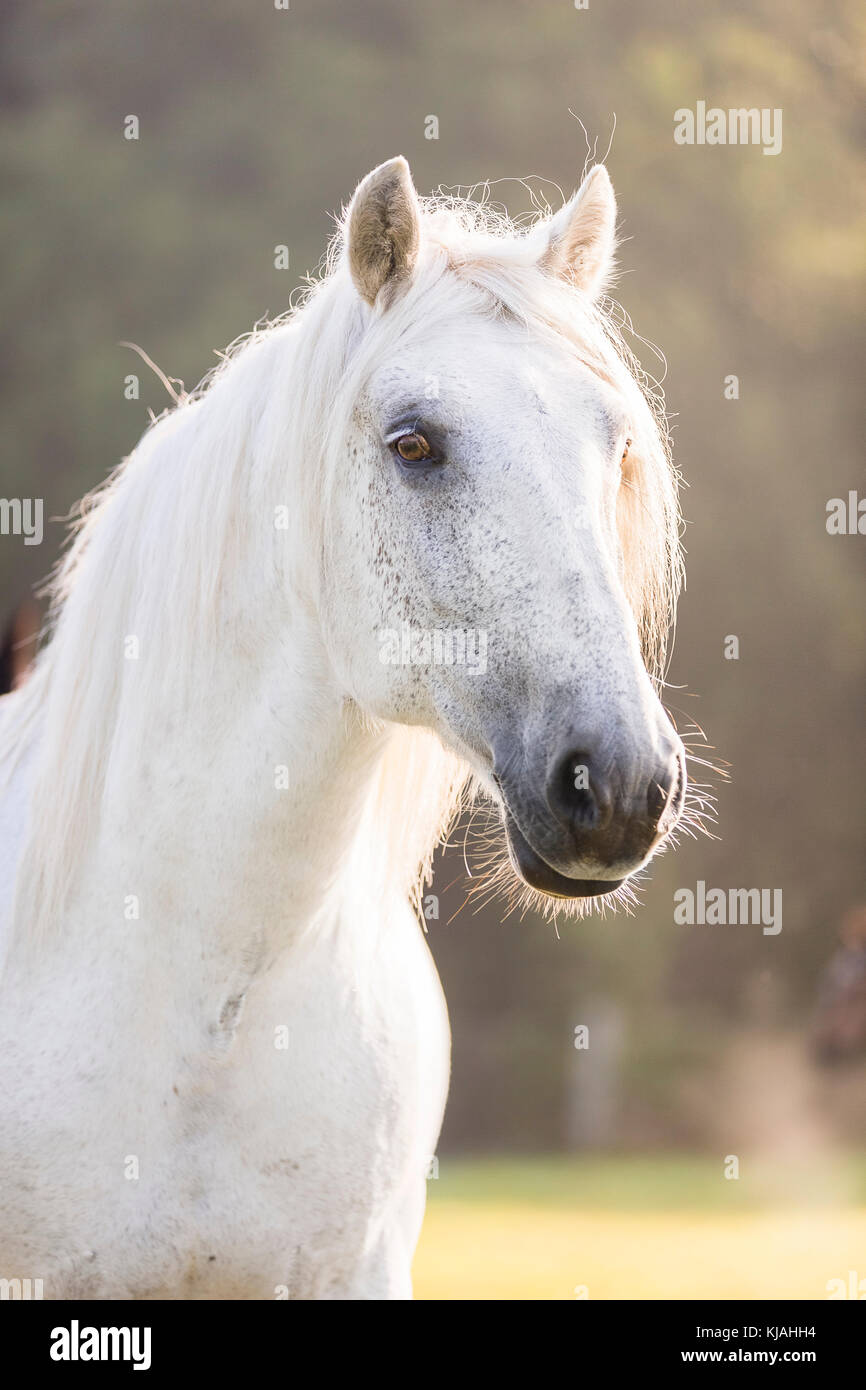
[621,436,633,464]
[394,432,433,463]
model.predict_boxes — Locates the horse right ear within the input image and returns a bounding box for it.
[538,165,617,299]
[346,156,421,306]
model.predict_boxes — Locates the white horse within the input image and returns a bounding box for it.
[0,157,687,1299]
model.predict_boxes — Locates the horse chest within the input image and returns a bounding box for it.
[0,914,449,1298]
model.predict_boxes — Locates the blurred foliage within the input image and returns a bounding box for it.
[0,0,863,1149]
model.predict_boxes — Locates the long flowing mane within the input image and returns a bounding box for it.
[0,184,682,941]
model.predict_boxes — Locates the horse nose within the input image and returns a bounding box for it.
[546,749,613,833]
[545,744,683,864]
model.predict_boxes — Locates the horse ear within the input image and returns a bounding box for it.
[346,156,421,306]
[539,165,617,298]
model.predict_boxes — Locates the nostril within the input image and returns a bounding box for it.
[549,751,606,831]
[570,784,599,830]
[646,755,681,826]
[646,776,670,823]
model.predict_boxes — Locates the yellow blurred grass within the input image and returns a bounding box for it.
[413,1158,866,1300]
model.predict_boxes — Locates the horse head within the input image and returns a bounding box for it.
[317,157,686,902]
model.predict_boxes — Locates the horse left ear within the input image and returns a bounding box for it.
[346,156,421,306]
[539,165,617,298]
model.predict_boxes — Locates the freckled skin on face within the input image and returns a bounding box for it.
[323,312,683,897]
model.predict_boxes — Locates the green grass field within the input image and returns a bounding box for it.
[413,1156,866,1300]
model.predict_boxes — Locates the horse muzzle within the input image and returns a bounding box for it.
[494,733,687,900]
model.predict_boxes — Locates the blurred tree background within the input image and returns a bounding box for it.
[1,0,863,1153]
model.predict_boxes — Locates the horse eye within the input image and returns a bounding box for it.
[622,436,633,464]
[393,432,434,464]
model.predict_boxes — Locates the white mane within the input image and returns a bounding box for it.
[0,189,682,940]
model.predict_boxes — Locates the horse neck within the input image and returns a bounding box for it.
[14,601,398,991]
[119,619,393,952]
